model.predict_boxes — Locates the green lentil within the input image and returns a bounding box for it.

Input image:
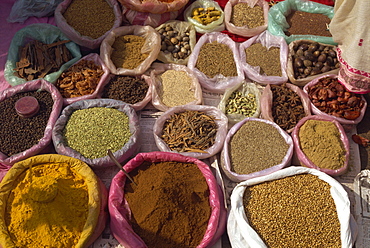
[243,173,341,247]
[225,91,257,117]
[230,3,264,28]
[63,107,131,159]
[229,120,289,174]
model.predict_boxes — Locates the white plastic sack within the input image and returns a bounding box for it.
[183,0,225,34]
[150,63,203,111]
[153,105,228,160]
[228,166,356,248]
[239,30,289,85]
[100,25,161,76]
[187,32,245,93]
[224,0,269,38]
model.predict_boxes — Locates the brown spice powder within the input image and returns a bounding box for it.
[111,35,149,70]
[125,161,211,248]
[245,43,282,76]
[285,11,332,37]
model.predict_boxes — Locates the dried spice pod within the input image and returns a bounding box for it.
[260,83,311,133]
[287,40,340,86]
[303,74,367,126]
[153,105,228,159]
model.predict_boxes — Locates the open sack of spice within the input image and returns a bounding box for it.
[55,0,122,50]
[108,151,227,248]
[122,4,181,28]
[287,40,340,87]
[228,166,357,248]
[153,105,228,159]
[4,23,81,86]
[98,73,152,112]
[150,63,203,111]
[100,25,161,76]
[267,0,335,45]
[239,30,289,85]
[303,74,367,128]
[52,99,140,168]
[155,20,197,65]
[187,32,244,93]
[260,83,311,133]
[0,80,63,168]
[221,117,293,182]
[118,0,188,14]
[55,53,110,106]
[0,154,108,248]
[218,81,261,126]
[292,115,350,177]
[224,0,269,38]
[184,0,225,34]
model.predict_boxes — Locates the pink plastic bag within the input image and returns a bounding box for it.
[291,115,350,176]
[108,151,227,248]
[153,104,228,159]
[260,83,312,133]
[0,80,63,168]
[52,99,140,168]
[303,74,367,126]
[224,0,269,37]
[122,5,181,27]
[118,0,188,14]
[187,32,245,93]
[221,117,294,182]
[239,30,289,85]
[57,53,110,106]
[150,63,203,111]
[54,0,122,49]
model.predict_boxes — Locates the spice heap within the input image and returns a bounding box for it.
[292,41,339,79]
[158,23,191,60]
[230,3,264,28]
[0,91,53,157]
[63,107,131,159]
[285,11,332,37]
[63,0,115,39]
[243,174,341,247]
[245,43,282,76]
[102,75,148,104]
[56,59,104,98]
[299,119,346,170]
[306,76,365,120]
[270,84,306,131]
[191,7,222,25]
[161,110,217,153]
[14,39,72,81]
[196,41,237,78]
[158,70,196,107]
[225,91,257,117]
[5,162,89,247]
[125,161,211,248]
[111,35,149,69]
[229,120,289,175]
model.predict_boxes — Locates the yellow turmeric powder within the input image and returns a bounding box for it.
[5,162,89,248]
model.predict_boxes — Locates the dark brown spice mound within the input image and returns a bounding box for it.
[285,11,332,37]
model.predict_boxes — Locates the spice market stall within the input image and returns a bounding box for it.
[2,0,370,248]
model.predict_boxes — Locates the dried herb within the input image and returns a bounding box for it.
[271,84,306,131]
[161,110,217,153]
[15,39,72,81]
